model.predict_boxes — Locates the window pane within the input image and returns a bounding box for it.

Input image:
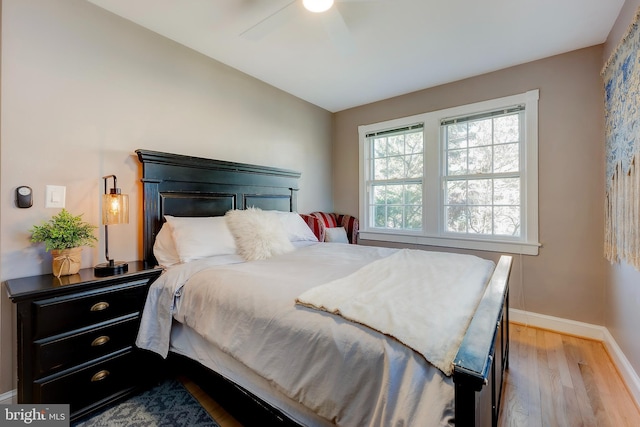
[387,206,404,228]
[494,206,520,236]
[468,206,493,234]
[446,180,466,205]
[406,132,423,154]
[373,185,386,204]
[388,135,404,156]
[468,179,492,205]
[494,115,519,143]
[386,184,403,204]
[468,119,492,147]
[405,183,422,204]
[406,153,423,177]
[447,149,467,175]
[447,124,467,149]
[494,142,519,173]
[405,206,422,230]
[373,157,388,180]
[493,178,520,205]
[388,156,406,179]
[468,146,492,174]
[446,206,467,233]
[374,205,386,228]
[374,138,387,158]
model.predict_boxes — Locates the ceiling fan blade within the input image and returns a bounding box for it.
[240,0,298,41]
[321,7,356,56]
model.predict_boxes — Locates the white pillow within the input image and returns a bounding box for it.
[225,208,295,261]
[164,215,237,263]
[274,211,319,242]
[324,226,349,243]
[153,223,181,267]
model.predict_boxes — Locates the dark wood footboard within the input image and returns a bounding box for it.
[453,255,512,427]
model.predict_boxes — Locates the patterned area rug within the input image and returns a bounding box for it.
[73,379,220,427]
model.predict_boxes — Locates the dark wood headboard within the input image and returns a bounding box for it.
[136,149,301,266]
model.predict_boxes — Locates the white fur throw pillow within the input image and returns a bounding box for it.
[225,208,295,261]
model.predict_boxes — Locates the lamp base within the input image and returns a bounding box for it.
[94,261,128,277]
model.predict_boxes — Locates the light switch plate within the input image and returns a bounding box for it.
[45,185,66,208]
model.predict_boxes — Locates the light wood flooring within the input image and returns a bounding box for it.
[182,323,640,427]
[181,377,243,427]
[499,323,640,426]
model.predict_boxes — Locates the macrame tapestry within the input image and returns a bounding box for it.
[603,7,640,270]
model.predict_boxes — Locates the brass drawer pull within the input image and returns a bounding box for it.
[90,301,109,312]
[91,370,110,382]
[91,335,110,347]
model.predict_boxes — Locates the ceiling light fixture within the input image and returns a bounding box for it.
[303,0,334,13]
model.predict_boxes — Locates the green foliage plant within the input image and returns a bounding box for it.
[30,209,98,251]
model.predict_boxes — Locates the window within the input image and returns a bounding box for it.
[368,124,424,230]
[358,90,539,255]
[442,107,523,238]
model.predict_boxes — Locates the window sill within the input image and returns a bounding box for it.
[359,231,540,255]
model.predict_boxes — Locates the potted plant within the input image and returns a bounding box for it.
[30,209,98,277]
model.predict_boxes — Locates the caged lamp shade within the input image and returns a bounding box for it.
[94,175,129,276]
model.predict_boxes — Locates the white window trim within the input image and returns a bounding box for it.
[358,89,540,255]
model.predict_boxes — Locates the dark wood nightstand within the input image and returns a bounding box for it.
[4,261,162,421]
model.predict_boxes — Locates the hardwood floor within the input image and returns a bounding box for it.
[180,376,243,427]
[499,323,640,427]
[183,323,640,426]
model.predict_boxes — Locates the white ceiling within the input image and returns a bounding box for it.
[87,0,624,112]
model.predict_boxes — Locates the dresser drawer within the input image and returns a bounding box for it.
[33,350,142,412]
[32,280,150,339]
[34,314,141,376]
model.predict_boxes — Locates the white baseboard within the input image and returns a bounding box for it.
[0,388,16,404]
[509,308,607,340]
[602,328,640,409]
[509,308,640,408]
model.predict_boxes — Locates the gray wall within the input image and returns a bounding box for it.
[0,0,333,394]
[603,0,640,378]
[333,46,606,329]
[3,0,637,399]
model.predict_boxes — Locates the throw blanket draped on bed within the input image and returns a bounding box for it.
[296,249,495,376]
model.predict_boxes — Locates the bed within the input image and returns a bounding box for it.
[134,149,512,427]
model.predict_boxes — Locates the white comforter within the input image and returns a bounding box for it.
[136,243,494,426]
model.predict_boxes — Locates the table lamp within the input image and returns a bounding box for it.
[94,175,129,276]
